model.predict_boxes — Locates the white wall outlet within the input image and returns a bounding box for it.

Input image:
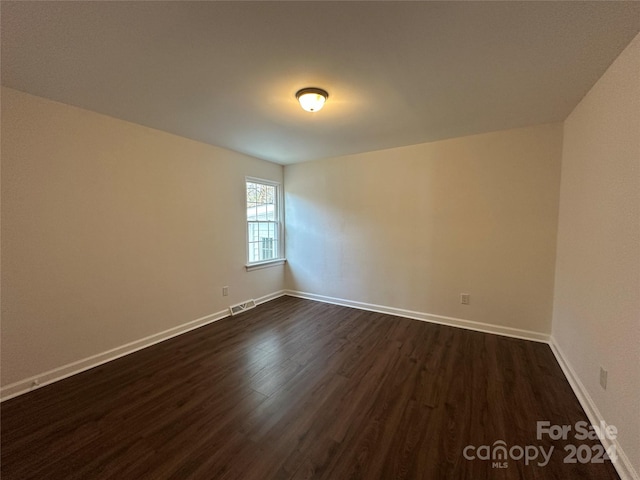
[460,293,470,305]
[599,367,608,390]
[222,286,229,297]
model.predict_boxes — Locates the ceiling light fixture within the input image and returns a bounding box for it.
[296,88,329,112]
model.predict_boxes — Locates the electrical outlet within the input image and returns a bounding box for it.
[599,367,608,390]
[460,293,470,305]
[222,286,229,297]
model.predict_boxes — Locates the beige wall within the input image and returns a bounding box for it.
[285,123,563,334]
[552,33,640,475]
[1,87,284,386]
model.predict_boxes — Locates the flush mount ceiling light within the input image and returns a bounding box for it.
[296,88,329,112]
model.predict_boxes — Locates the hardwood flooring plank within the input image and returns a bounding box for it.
[1,296,621,480]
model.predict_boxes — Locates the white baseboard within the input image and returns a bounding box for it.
[0,290,287,402]
[254,290,287,306]
[549,338,639,480]
[284,289,549,343]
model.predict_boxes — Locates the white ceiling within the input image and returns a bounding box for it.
[2,1,639,165]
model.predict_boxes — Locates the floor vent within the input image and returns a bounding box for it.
[229,299,256,316]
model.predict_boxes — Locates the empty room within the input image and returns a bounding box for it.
[1,2,639,479]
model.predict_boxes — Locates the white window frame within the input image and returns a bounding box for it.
[245,177,285,271]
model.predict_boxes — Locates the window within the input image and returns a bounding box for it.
[246,178,283,268]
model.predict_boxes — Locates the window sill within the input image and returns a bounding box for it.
[245,258,287,272]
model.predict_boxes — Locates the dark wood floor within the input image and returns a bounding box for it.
[1,296,619,479]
